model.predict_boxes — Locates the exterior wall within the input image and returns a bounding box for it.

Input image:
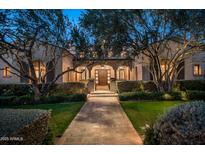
[1,42,205,85]
[185,51,205,80]
[0,58,20,84]
[62,53,74,82]
[133,54,150,81]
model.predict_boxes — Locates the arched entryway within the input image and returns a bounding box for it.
[91,64,114,91]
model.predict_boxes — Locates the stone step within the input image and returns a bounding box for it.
[90,91,116,94]
[87,93,118,97]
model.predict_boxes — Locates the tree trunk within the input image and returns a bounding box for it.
[32,83,41,102]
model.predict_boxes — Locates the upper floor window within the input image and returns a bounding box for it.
[108,51,113,58]
[121,51,127,58]
[3,67,11,78]
[193,64,202,76]
[79,52,85,58]
[92,51,98,58]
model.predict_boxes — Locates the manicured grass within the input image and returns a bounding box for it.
[1,102,84,142]
[121,101,183,137]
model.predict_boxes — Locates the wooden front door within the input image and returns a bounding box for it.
[98,69,108,85]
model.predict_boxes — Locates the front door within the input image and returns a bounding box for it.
[98,69,108,85]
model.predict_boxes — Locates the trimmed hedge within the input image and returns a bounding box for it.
[117,80,205,93]
[117,81,157,93]
[178,80,205,91]
[144,101,205,144]
[0,109,50,145]
[186,90,205,100]
[119,91,187,101]
[50,82,86,95]
[0,84,32,96]
[0,94,87,106]
[0,82,86,97]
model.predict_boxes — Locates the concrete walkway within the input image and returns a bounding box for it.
[57,92,142,145]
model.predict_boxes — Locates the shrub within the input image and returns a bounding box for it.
[0,96,16,106]
[144,101,205,144]
[162,91,182,100]
[119,91,163,101]
[117,81,143,93]
[187,90,205,100]
[50,82,86,95]
[0,84,32,96]
[143,124,160,145]
[66,93,87,102]
[119,91,184,101]
[0,109,50,145]
[177,80,205,91]
[42,126,55,145]
[0,94,86,106]
[143,81,158,92]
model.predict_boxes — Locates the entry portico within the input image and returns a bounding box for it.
[65,58,137,91]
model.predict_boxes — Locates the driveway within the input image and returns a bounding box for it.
[57,94,142,144]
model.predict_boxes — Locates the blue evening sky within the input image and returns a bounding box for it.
[63,9,85,24]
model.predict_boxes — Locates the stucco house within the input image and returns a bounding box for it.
[0,43,205,92]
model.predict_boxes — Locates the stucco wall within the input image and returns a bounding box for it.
[0,58,20,84]
[185,51,205,80]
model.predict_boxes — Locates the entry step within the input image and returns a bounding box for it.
[88,91,118,97]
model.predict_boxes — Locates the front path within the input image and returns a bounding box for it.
[57,94,142,144]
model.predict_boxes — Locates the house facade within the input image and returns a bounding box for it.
[0,45,205,92]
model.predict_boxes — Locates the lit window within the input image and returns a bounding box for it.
[67,67,70,81]
[3,67,11,77]
[92,51,98,58]
[33,61,46,82]
[79,52,85,58]
[119,69,125,80]
[108,51,113,58]
[80,69,86,80]
[160,59,173,80]
[121,51,127,58]
[193,64,202,75]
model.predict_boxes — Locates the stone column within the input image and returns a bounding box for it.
[114,68,117,80]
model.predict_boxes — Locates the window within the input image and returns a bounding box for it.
[160,59,173,80]
[92,51,98,58]
[108,51,113,58]
[67,67,70,81]
[79,52,85,58]
[3,67,11,77]
[121,51,127,58]
[33,61,46,82]
[80,69,86,80]
[193,64,202,75]
[119,69,125,80]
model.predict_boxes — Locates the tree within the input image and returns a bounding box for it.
[0,10,70,99]
[0,10,95,100]
[80,10,205,92]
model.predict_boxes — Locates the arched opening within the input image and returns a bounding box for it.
[91,64,114,91]
[117,66,130,80]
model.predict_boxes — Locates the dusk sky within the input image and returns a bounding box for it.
[63,9,85,24]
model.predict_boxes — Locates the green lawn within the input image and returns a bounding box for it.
[1,102,84,142]
[121,101,183,137]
